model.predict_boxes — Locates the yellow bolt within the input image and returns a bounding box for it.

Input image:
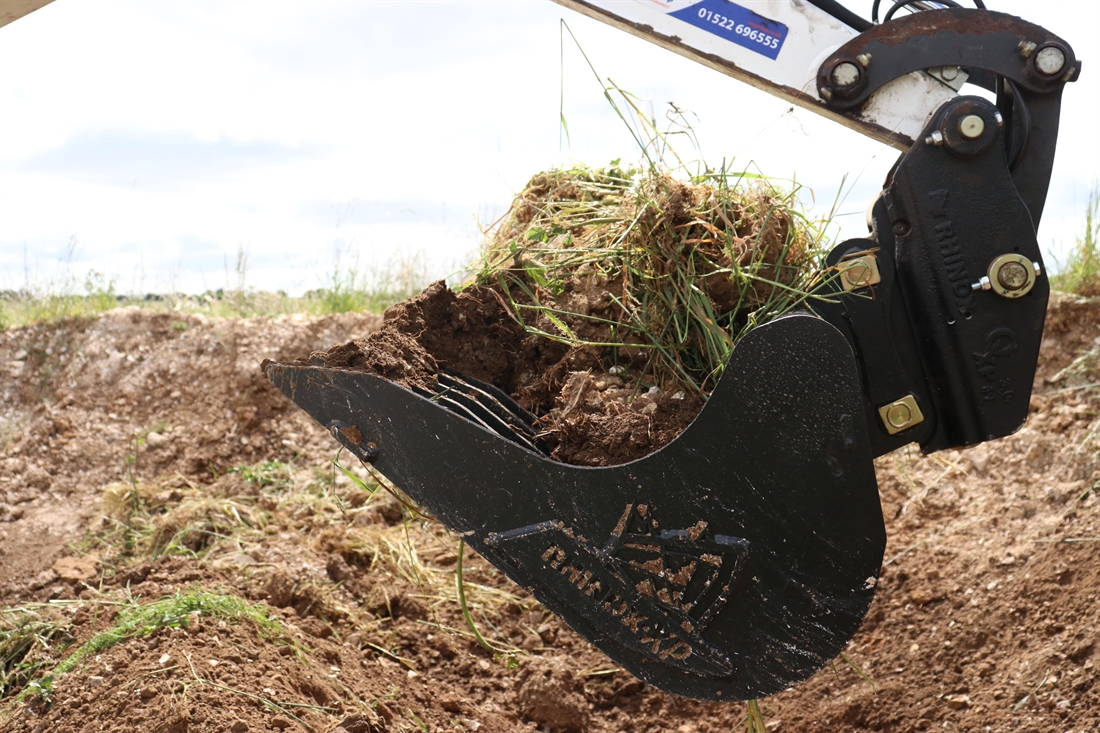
[886,403,913,429]
[843,263,871,288]
[878,395,924,435]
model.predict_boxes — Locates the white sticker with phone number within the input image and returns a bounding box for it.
[668,0,788,60]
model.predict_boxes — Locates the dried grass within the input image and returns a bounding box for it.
[473,161,830,395]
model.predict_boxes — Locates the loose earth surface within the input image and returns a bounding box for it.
[307,280,707,466]
[1,295,1098,732]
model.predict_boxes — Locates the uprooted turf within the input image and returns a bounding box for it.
[312,163,832,465]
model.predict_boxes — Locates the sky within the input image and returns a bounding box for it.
[1,0,1097,296]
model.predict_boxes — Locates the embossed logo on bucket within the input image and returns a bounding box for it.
[487,504,751,677]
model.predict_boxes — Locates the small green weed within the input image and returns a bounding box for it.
[4,588,284,707]
[228,459,294,490]
[55,589,282,678]
[738,699,768,733]
[0,609,75,700]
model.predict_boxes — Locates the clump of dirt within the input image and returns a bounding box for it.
[309,281,707,465]
[311,282,524,392]
[513,656,591,731]
[304,165,821,466]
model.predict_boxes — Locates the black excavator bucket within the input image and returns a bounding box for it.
[263,312,886,701]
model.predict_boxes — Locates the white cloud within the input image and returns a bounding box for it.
[16,129,325,188]
[1,0,1096,294]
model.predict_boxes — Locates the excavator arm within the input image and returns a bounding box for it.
[553,0,964,150]
[265,0,1080,701]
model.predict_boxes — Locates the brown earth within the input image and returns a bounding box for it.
[1,294,1098,733]
[308,280,707,466]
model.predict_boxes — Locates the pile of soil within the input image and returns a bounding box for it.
[1,293,1098,733]
[302,167,819,467]
[309,280,706,466]
[0,307,382,592]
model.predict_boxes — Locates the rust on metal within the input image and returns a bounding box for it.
[340,424,364,446]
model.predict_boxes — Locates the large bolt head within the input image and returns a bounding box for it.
[1036,46,1067,76]
[986,254,1039,298]
[837,255,881,292]
[842,266,870,288]
[958,114,986,140]
[831,62,861,88]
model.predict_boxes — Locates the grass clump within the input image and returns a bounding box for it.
[90,458,322,570]
[1051,185,1100,297]
[88,461,294,572]
[474,160,828,394]
[3,588,285,707]
[54,589,282,677]
[477,34,833,396]
[95,475,263,564]
[1,608,75,700]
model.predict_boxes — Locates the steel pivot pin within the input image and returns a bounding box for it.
[832,62,861,87]
[959,115,985,139]
[1036,46,1067,76]
[997,261,1029,289]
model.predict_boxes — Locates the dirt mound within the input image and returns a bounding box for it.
[0,307,382,592]
[300,166,823,467]
[1,293,1098,733]
[309,281,707,465]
